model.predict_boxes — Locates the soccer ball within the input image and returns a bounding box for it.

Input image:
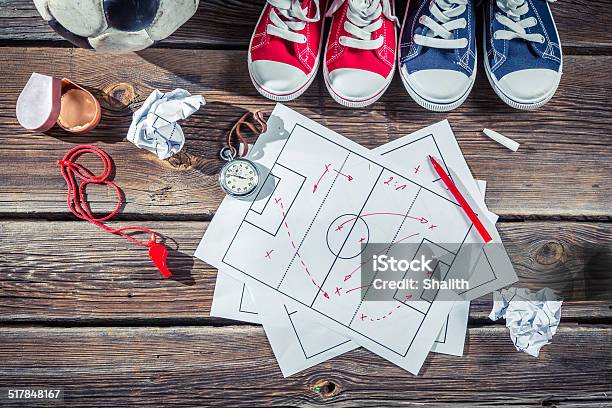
[33,0,199,53]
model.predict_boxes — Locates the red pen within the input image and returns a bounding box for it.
[428,155,493,243]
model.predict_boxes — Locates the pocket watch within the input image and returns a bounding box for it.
[219,147,260,197]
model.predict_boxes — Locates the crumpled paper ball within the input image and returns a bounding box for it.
[489,287,562,357]
[127,89,205,160]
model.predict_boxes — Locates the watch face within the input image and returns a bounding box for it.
[220,159,259,196]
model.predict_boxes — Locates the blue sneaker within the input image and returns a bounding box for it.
[484,0,562,110]
[399,0,477,111]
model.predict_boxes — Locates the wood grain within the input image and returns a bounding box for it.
[1,220,609,323]
[0,325,610,406]
[0,48,610,219]
[0,0,610,51]
[0,1,610,405]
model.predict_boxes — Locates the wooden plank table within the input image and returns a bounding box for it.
[0,0,611,406]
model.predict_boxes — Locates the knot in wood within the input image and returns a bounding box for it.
[312,379,340,398]
[536,241,564,265]
[164,152,196,170]
[103,82,136,110]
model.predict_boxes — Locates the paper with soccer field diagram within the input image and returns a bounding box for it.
[196,105,516,374]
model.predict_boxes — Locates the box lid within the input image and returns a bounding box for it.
[16,72,62,132]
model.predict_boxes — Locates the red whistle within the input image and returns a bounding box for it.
[148,242,173,279]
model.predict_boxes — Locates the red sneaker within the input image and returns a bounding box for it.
[248,0,325,101]
[324,0,398,108]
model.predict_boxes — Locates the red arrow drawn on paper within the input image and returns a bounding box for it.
[334,169,353,181]
[313,163,332,193]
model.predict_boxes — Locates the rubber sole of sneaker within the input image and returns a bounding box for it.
[399,65,477,112]
[248,56,320,102]
[483,54,562,110]
[323,64,395,108]
[481,4,563,111]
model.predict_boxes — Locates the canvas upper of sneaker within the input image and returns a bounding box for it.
[250,0,325,76]
[400,0,476,78]
[484,0,561,81]
[325,0,398,80]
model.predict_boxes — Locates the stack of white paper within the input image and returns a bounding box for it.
[196,105,518,376]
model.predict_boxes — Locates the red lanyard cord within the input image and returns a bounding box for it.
[57,145,172,278]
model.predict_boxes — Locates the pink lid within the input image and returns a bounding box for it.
[16,73,62,132]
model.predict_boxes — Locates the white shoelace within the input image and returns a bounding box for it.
[266,0,321,44]
[326,0,398,50]
[414,0,468,50]
[494,0,556,44]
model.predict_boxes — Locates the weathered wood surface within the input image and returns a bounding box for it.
[0,48,610,219]
[0,1,610,406]
[1,220,610,322]
[0,325,610,406]
[1,0,611,50]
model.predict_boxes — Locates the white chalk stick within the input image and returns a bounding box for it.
[483,128,520,152]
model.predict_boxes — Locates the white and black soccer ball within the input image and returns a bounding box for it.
[33,0,199,53]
